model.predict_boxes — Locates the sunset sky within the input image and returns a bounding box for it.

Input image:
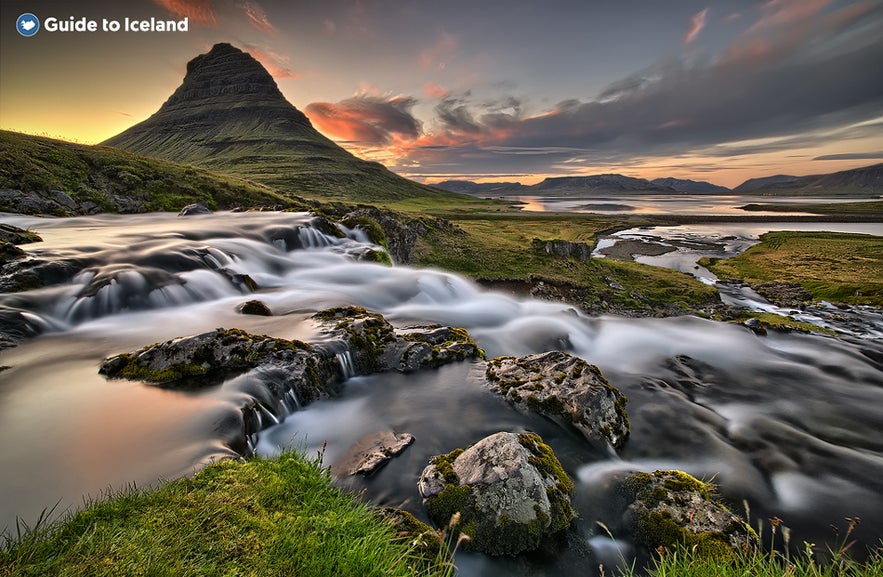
[1,0,881,188]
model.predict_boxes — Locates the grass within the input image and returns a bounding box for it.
[740,200,883,215]
[608,515,883,577]
[0,451,450,577]
[702,231,883,307]
[0,130,308,214]
[413,213,721,313]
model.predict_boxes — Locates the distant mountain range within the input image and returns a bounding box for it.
[103,43,462,205]
[732,163,883,195]
[435,163,883,197]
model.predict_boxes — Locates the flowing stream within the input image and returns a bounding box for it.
[1,212,881,575]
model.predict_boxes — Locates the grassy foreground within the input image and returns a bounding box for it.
[0,452,448,577]
[703,231,883,307]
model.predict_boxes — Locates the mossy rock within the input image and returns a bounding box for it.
[486,351,629,448]
[621,470,757,560]
[418,431,574,556]
[237,299,272,316]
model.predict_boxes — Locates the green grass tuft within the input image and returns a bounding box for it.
[0,451,450,577]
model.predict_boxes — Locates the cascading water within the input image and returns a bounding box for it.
[1,211,881,577]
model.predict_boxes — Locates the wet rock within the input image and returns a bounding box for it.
[313,306,483,374]
[98,328,319,387]
[418,431,574,556]
[178,202,211,216]
[100,308,483,453]
[0,224,43,245]
[237,299,272,316]
[743,317,767,335]
[620,470,757,559]
[0,307,40,350]
[0,189,77,216]
[333,430,415,476]
[485,351,629,448]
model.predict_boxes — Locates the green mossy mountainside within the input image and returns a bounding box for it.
[702,231,883,307]
[0,130,303,215]
[101,43,475,208]
[0,452,450,577]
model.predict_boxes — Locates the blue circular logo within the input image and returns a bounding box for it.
[16,13,40,37]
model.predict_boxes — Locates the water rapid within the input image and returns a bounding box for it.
[1,212,881,576]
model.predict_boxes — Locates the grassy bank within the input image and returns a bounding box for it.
[740,200,883,216]
[0,131,303,213]
[0,452,448,577]
[702,231,883,307]
[414,213,721,314]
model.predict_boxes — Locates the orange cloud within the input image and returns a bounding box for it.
[152,0,217,26]
[305,95,421,146]
[684,8,708,44]
[247,47,301,79]
[243,0,275,35]
[423,83,450,99]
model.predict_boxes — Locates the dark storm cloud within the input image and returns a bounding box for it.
[395,2,883,176]
[814,152,883,161]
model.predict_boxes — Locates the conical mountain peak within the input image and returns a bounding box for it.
[162,43,295,111]
[103,43,453,204]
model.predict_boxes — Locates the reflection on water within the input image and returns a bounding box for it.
[514,194,868,215]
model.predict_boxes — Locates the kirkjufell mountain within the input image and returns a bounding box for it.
[103,43,455,204]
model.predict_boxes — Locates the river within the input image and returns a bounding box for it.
[1,211,881,576]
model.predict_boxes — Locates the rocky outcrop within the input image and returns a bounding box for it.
[531,238,593,263]
[620,470,757,559]
[486,351,629,448]
[99,307,482,453]
[418,432,574,556]
[313,306,483,374]
[753,281,812,308]
[333,430,415,477]
[0,224,42,246]
[178,203,211,216]
[0,307,39,351]
[339,208,426,265]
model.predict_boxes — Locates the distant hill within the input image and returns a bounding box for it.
[732,163,883,196]
[433,180,528,195]
[436,174,681,196]
[651,177,730,194]
[103,43,468,206]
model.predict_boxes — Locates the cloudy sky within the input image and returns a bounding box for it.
[1,0,881,187]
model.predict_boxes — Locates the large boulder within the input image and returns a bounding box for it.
[418,432,574,556]
[620,470,757,559]
[486,351,629,448]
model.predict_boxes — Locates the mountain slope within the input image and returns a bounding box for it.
[733,163,883,195]
[103,43,464,205]
[0,130,300,215]
[651,177,730,194]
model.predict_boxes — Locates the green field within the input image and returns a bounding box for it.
[703,231,883,306]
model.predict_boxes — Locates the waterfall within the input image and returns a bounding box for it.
[336,350,356,380]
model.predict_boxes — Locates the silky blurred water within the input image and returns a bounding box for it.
[1,211,881,576]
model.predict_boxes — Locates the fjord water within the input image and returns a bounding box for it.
[1,212,882,575]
